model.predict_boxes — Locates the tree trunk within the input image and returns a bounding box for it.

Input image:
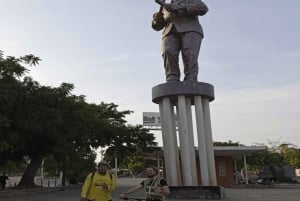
[18,154,43,187]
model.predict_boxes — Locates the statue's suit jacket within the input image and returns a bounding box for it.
[152,1,208,38]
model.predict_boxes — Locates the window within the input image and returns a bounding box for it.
[218,161,226,176]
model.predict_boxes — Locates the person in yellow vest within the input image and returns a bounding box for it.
[119,165,170,201]
[81,160,116,201]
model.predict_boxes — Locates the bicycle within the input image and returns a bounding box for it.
[121,197,161,201]
[121,197,147,201]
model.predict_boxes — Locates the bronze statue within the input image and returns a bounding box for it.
[152,0,208,83]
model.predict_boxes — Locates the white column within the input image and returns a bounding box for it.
[177,95,193,185]
[115,157,118,178]
[243,155,248,184]
[234,159,238,184]
[194,96,210,185]
[41,159,44,186]
[157,155,160,177]
[185,97,198,185]
[59,171,63,186]
[203,99,217,185]
[159,97,181,186]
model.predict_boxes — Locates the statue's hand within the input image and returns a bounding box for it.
[153,12,163,20]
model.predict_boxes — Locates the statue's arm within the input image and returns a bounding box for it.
[165,1,208,17]
[185,1,209,16]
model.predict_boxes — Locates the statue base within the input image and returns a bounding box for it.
[168,186,225,200]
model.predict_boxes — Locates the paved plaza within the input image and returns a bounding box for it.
[1,177,300,201]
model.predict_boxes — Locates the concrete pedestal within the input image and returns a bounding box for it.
[152,81,218,191]
[168,186,225,200]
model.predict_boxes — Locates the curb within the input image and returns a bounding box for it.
[0,186,72,197]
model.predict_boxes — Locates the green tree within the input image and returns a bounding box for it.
[280,143,300,168]
[0,51,158,187]
[246,141,288,173]
[0,51,41,165]
[104,125,157,171]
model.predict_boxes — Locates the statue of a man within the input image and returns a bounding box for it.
[152,0,208,83]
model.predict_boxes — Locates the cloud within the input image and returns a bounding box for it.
[211,83,300,145]
[97,53,132,65]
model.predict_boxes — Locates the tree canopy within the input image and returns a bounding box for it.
[0,51,157,187]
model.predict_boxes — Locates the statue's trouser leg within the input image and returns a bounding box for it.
[181,32,202,81]
[162,33,181,81]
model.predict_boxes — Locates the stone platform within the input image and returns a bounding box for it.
[168,186,224,200]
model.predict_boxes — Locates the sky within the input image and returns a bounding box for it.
[1,0,300,148]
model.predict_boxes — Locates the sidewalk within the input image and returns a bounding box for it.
[0,177,141,198]
[1,177,300,201]
[224,187,300,201]
[0,186,68,197]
